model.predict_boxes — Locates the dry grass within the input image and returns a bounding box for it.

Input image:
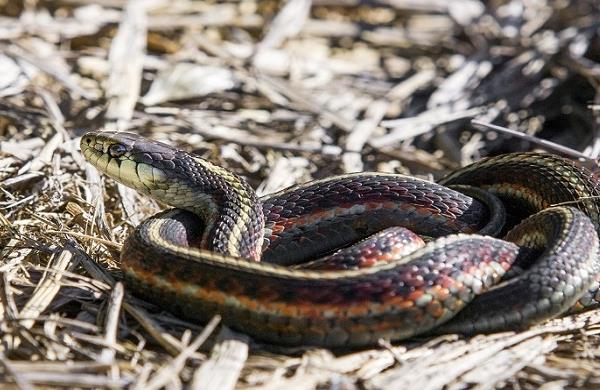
[0,0,599,388]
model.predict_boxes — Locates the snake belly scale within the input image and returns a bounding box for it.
[81,131,600,347]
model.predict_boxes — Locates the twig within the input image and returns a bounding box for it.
[190,327,249,390]
[471,120,597,165]
[139,316,221,390]
[104,0,147,131]
[100,282,125,381]
[46,230,123,251]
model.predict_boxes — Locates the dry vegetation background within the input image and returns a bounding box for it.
[0,0,599,388]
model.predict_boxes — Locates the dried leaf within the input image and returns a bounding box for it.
[141,63,237,105]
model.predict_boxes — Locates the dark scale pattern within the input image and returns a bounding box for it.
[261,174,491,265]
[161,149,264,260]
[440,153,600,231]
[123,210,520,347]
[438,207,599,335]
[296,227,425,270]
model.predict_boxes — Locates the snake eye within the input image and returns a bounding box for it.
[108,144,127,158]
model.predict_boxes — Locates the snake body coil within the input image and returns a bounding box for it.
[81,132,600,347]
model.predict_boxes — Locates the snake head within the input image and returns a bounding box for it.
[80,131,177,197]
[80,131,259,212]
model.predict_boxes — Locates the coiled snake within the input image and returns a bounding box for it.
[81,131,600,347]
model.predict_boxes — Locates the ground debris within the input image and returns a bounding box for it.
[0,0,599,388]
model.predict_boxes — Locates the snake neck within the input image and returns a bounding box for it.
[176,156,264,261]
[199,195,264,261]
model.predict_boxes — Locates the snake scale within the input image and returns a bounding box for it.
[81,131,600,347]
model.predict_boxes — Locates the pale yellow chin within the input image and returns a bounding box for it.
[135,162,169,189]
[81,146,104,170]
[82,144,168,194]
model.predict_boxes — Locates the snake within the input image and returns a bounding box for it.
[80,131,600,347]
